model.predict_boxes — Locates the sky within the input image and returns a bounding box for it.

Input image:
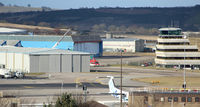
[1,0,200,9]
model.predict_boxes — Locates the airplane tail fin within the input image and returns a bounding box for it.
[107,76,116,93]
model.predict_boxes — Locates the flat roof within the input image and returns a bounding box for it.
[0,46,90,55]
[159,27,182,31]
[102,38,140,41]
[0,27,27,34]
[0,35,73,42]
[72,35,101,42]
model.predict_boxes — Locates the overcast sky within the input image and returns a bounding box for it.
[1,0,200,9]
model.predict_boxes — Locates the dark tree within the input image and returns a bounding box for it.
[27,4,31,7]
[0,2,4,6]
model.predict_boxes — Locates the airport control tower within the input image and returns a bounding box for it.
[155,27,200,69]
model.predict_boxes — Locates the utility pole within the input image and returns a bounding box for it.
[120,50,123,107]
[183,35,187,90]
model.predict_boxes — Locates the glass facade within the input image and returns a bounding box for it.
[160,30,181,35]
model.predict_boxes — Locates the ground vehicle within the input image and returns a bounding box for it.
[90,57,100,66]
[0,69,12,78]
[12,71,25,78]
[0,69,25,78]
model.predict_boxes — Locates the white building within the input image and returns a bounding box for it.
[102,38,144,52]
[155,27,200,69]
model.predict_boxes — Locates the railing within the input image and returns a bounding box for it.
[130,87,200,94]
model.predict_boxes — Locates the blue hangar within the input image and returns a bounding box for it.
[0,35,102,57]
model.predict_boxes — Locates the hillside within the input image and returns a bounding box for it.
[0,5,200,34]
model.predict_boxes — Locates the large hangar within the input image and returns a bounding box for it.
[0,46,90,73]
[72,35,103,57]
[0,34,103,56]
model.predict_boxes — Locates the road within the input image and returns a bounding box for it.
[0,82,107,90]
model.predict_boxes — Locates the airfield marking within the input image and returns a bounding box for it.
[24,86,33,88]
[75,78,82,85]
[95,78,105,85]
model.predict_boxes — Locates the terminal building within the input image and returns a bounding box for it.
[155,28,200,69]
[0,46,90,73]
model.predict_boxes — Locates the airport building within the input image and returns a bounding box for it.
[155,28,200,69]
[72,35,103,57]
[0,46,90,73]
[102,38,144,52]
[128,88,200,107]
[0,34,102,56]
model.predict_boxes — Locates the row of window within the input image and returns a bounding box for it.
[157,42,189,45]
[157,49,198,52]
[153,97,200,102]
[159,36,184,39]
[160,30,182,35]
[166,97,199,102]
[157,56,200,60]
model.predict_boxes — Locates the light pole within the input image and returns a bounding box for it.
[120,50,123,107]
[183,35,187,90]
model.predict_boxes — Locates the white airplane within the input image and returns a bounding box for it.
[107,76,129,102]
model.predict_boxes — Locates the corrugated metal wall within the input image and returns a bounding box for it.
[30,54,90,73]
[74,42,100,56]
[30,55,39,72]
[73,55,81,72]
[81,55,90,72]
[62,55,72,72]
[49,55,60,72]
[135,40,145,52]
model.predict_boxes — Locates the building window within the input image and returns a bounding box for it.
[174,97,178,102]
[195,97,200,102]
[187,97,192,102]
[11,103,17,107]
[168,97,172,102]
[181,97,186,102]
[144,96,148,104]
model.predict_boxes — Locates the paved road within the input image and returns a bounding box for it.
[0,82,108,90]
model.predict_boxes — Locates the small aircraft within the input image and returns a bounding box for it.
[107,76,129,102]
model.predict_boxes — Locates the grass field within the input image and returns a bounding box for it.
[132,76,200,87]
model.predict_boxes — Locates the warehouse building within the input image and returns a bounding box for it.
[72,35,103,57]
[0,35,73,49]
[102,38,144,52]
[0,46,90,73]
[0,34,103,56]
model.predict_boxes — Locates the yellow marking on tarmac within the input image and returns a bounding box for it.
[24,86,33,88]
[75,78,82,85]
[81,72,120,74]
[95,78,105,85]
